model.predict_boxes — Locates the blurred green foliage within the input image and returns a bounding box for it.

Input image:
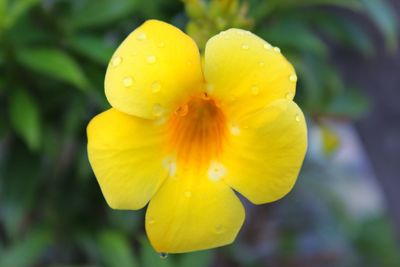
[0,0,399,266]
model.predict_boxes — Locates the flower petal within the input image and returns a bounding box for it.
[105,20,204,119]
[222,99,307,204]
[87,108,169,209]
[204,29,296,118]
[145,172,245,253]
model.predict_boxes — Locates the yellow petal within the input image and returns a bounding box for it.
[222,99,307,204]
[87,108,169,210]
[145,171,245,253]
[204,29,296,118]
[105,20,204,119]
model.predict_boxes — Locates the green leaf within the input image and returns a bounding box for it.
[67,0,137,29]
[8,89,41,150]
[257,19,327,56]
[361,0,398,51]
[325,87,370,118]
[0,228,51,267]
[4,0,39,29]
[97,231,139,267]
[16,48,90,91]
[178,251,213,267]
[67,35,114,65]
[140,237,173,267]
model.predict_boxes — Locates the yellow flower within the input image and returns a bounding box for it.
[87,20,307,253]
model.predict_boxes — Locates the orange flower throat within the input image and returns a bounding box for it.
[167,94,227,169]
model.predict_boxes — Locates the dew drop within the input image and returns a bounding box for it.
[241,43,249,50]
[152,104,164,117]
[251,85,260,95]
[263,43,272,50]
[259,61,265,67]
[151,81,161,93]
[295,114,300,122]
[289,74,297,82]
[136,32,146,41]
[146,55,157,64]
[208,161,226,181]
[122,77,133,87]
[215,224,225,234]
[285,92,294,99]
[184,191,192,198]
[175,104,188,116]
[230,124,241,136]
[111,56,122,67]
[274,47,281,53]
[159,253,168,259]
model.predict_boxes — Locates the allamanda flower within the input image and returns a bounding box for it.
[87,20,307,253]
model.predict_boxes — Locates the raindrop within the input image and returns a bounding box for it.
[263,43,272,50]
[175,104,188,116]
[289,74,297,82]
[151,81,161,93]
[147,55,157,64]
[152,104,164,117]
[241,43,249,50]
[136,32,146,41]
[122,77,133,87]
[251,85,260,95]
[274,47,281,53]
[111,56,122,67]
[148,217,155,225]
[285,92,294,99]
[215,224,225,234]
[230,124,241,136]
[295,114,300,122]
[159,253,168,259]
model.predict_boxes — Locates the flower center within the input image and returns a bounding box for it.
[167,93,227,170]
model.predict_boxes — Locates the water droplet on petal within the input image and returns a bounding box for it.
[152,104,164,117]
[230,124,241,136]
[215,224,225,234]
[137,32,146,41]
[242,43,249,50]
[289,74,297,82]
[264,43,272,50]
[208,161,226,181]
[184,191,192,198]
[251,85,260,95]
[159,253,168,259]
[175,104,188,116]
[295,114,300,122]
[147,55,157,64]
[206,84,214,93]
[151,81,161,93]
[259,61,265,67]
[111,56,122,67]
[148,217,155,224]
[285,92,294,99]
[122,77,133,87]
[274,47,281,53]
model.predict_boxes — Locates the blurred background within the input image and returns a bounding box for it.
[0,0,399,266]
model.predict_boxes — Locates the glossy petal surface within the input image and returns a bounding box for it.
[146,170,245,253]
[87,108,168,209]
[105,20,204,119]
[204,29,296,118]
[222,100,307,204]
